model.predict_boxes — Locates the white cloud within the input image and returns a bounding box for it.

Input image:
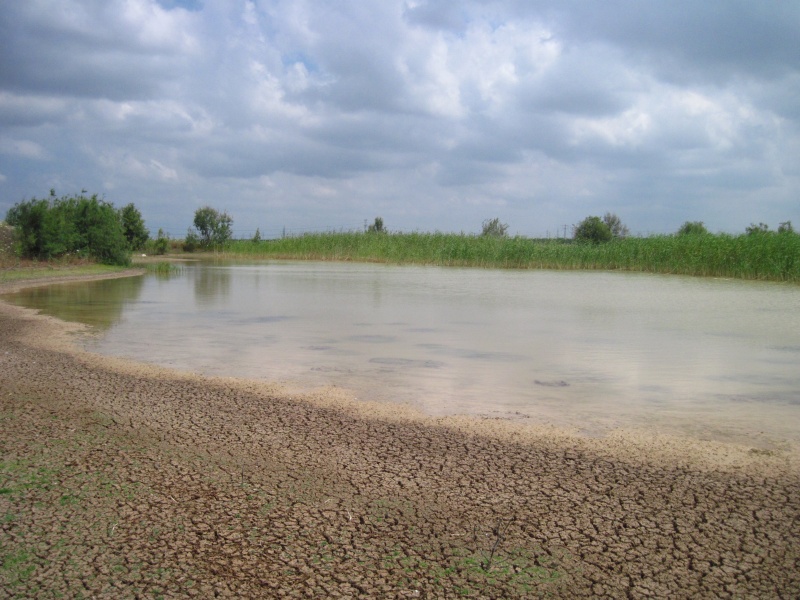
[0,137,48,159]
[0,0,798,236]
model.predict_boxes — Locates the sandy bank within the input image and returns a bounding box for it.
[2,273,799,598]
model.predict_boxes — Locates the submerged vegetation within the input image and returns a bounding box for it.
[220,229,800,282]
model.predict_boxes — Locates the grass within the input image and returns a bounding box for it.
[219,231,800,282]
[142,262,183,276]
[0,223,133,285]
[0,261,127,284]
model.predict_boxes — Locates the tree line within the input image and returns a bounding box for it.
[4,191,795,267]
[3,192,239,265]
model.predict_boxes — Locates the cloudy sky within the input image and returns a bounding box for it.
[1,1,798,238]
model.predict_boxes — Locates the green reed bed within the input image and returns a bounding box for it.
[223,231,800,282]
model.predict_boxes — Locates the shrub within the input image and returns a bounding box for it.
[5,192,131,266]
[152,229,170,255]
[573,216,612,244]
[677,221,709,236]
[368,217,386,233]
[481,218,509,238]
[746,222,770,235]
[183,228,200,252]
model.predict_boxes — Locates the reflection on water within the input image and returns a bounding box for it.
[192,266,231,307]
[3,276,145,330]
[6,261,800,444]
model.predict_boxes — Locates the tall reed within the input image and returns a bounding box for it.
[222,232,800,282]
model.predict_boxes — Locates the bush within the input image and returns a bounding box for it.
[153,229,170,255]
[573,216,612,244]
[5,191,131,266]
[677,221,709,236]
[183,228,200,252]
[481,218,509,238]
[368,217,386,233]
[746,222,770,235]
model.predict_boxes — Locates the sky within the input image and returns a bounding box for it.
[1,1,798,239]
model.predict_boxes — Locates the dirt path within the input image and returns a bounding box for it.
[1,276,799,598]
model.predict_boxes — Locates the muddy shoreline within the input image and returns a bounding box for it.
[2,273,799,598]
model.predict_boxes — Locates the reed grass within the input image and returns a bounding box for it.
[221,231,800,282]
[143,261,182,275]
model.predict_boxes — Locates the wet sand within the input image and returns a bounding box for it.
[1,273,799,598]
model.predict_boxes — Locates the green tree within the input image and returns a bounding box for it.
[778,221,794,234]
[183,228,200,252]
[367,217,386,233]
[192,206,233,247]
[746,222,770,235]
[153,229,170,255]
[573,216,612,244]
[677,221,709,235]
[602,213,629,238]
[481,217,509,237]
[120,203,150,250]
[5,197,50,257]
[5,192,130,266]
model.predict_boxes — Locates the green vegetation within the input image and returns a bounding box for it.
[367,217,386,233]
[143,262,182,277]
[4,191,137,266]
[189,206,233,249]
[603,212,630,238]
[0,263,126,286]
[120,203,150,250]
[677,221,709,236]
[573,215,613,243]
[481,217,509,238]
[221,229,800,282]
[146,229,170,255]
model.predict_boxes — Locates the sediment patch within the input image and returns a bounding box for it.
[1,282,799,598]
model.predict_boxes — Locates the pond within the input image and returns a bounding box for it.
[6,261,800,444]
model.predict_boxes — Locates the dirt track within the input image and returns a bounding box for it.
[1,278,799,598]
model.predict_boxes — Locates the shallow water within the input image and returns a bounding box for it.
[7,261,800,444]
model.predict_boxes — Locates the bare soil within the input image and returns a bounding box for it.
[1,273,799,598]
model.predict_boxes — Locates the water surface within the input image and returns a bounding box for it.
[7,261,800,444]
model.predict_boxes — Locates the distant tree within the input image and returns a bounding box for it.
[778,221,794,234]
[252,228,262,243]
[677,221,709,236]
[152,228,170,255]
[573,216,612,244]
[367,217,386,233]
[183,228,200,252]
[481,217,509,238]
[602,213,629,238]
[192,206,233,247]
[119,203,149,250]
[746,222,770,235]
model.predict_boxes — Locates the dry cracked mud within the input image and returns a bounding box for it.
[1,274,799,598]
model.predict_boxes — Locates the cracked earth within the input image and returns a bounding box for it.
[1,277,799,598]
